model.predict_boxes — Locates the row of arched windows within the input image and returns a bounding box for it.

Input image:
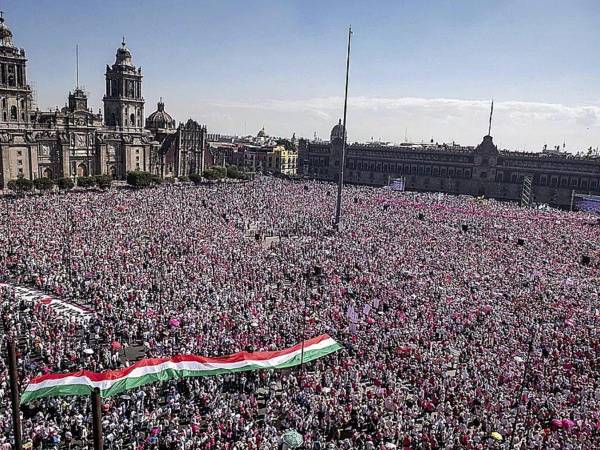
[497,172,599,191]
[346,160,473,179]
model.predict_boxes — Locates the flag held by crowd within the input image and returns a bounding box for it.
[20,334,342,404]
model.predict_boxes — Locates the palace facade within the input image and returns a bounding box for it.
[0,15,208,187]
[299,121,600,209]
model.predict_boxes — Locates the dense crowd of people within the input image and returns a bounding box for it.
[0,177,599,449]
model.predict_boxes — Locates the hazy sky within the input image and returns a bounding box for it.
[6,0,600,151]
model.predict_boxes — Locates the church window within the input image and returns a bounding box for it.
[2,98,6,108]
[10,106,16,120]
[130,114,135,126]
[20,99,24,109]
[3,112,6,121]
[7,65,14,86]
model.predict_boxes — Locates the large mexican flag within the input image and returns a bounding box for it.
[21,334,342,404]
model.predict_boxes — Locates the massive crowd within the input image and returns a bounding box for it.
[0,177,599,449]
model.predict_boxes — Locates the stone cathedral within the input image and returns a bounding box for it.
[0,14,207,187]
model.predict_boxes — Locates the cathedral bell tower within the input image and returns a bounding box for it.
[103,38,144,129]
[0,12,33,123]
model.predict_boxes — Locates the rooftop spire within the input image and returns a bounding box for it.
[0,11,4,23]
[122,36,126,47]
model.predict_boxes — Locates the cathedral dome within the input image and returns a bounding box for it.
[0,16,15,48]
[146,100,176,131]
[330,119,346,141]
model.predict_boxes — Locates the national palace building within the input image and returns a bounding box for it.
[0,14,208,188]
[299,120,600,209]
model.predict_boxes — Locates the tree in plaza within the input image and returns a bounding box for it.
[33,177,55,191]
[225,165,249,181]
[189,174,202,185]
[7,177,34,193]
[202,168,220,180]
[77,176,97,188]
[94,175,113,190]
[57,177,75,191]
[126,171,162,188]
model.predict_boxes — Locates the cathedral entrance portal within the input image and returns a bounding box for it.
[109,165,117,179]
[77,163,87,177]
[42,168,52,178]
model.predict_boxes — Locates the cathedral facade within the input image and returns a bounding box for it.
[299,122,600,209]
[0,15,207,188]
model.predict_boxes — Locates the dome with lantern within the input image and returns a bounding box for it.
[145,99,176,132]
[0,14,15,48]
[115,38,133,66]
[330,119,346,142]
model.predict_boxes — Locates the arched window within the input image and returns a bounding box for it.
[130,113,135,126]
[10,105,17,120]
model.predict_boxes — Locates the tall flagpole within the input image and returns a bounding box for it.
[333,26,352,230]
[76,44,79,89]
[488,99,494,136]
[7,339,23,450]
[91,388,103,450]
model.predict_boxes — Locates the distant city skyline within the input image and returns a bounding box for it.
[6,0,600,152]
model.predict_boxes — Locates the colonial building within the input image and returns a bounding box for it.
[0,15,208,188]
[146,100,207,178]
[299,121,600,209]
[207,127,298,175]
